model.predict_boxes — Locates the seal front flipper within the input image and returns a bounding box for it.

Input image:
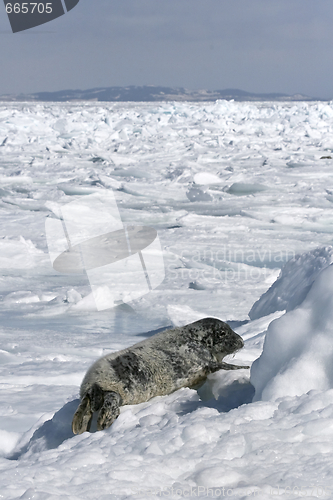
[97,391,122,431]
[205,361,249,374]
[72,395,93,434]
[218,361,249,370]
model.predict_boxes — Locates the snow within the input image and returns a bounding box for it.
[251,264,333,401]
[1,99,333,498]
[249,246,333,320]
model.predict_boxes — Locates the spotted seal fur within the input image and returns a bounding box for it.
[72,317,248,434]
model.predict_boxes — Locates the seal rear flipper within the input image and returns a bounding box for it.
[72,395,93,434]
[97,391,122,431]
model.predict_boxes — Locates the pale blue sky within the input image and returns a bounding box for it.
[1,0,332,98]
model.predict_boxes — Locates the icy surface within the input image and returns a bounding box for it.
[1,100,333,498]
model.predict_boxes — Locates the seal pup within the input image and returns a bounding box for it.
[72,317,248,434]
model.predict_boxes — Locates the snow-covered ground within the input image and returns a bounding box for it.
[1,100,333,499]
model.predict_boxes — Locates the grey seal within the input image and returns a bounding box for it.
[72,317,248,434]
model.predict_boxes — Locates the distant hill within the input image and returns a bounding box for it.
[0,85,318,102]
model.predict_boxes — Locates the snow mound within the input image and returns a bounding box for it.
[251,264,333,401]
[249,246,333,320]
[193,172,222,185]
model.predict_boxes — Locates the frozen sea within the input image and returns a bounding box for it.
[1,99,333,499]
